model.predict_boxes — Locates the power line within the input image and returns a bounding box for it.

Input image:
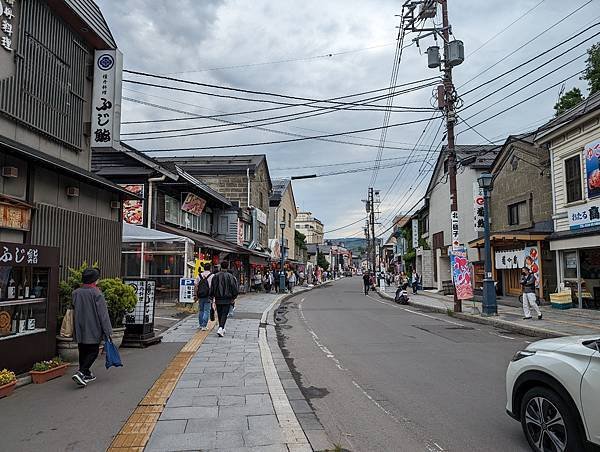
[466,0,547,58]
[272,154,431,171]
[461,25,600,98]
[133,115,443,153]
[323,216,369,234]
[121,76,442,125]
[163,42,397,75]
[458,0,594,89]
[121,83,438,139]
[123,69,437,112]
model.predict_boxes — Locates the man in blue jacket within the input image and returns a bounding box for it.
[71,268,112,387]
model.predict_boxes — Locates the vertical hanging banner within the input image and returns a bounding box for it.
[584,139,600,199]
[450,211,460,250]
[473,182,485,232]
[91,50,123,150]
[450,246,473,300]
[411,219,419,249]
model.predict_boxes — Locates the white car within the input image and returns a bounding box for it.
[506,335,600,452]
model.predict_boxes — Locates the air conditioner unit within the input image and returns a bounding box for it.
[66,186,80,198]
[110,201,121,209]
[1,166,18,178]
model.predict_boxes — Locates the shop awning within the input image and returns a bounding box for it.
[123,223,193,244]
[157,224,238,253]
[469,232,548,248]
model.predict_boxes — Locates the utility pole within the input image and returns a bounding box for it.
[364,222,371,272]
[368,188,378,274]
[440,0,462,313]
[402,0,464,312]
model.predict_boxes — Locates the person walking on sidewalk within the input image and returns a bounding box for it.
[412,271,420,295]
[520,267,542,320]
[209,261,239,337]
[195,264,214,331]
[362,272,371,296]
[288,269,296,293]
[71,268,112,387]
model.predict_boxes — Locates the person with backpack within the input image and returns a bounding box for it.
[209,261,239,337]
[195,263,214,331]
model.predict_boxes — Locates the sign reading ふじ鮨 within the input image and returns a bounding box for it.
[91,50,123,150]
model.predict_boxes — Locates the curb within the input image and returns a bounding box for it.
[377,290,566,339]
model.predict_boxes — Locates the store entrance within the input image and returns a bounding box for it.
[581,247,600,309]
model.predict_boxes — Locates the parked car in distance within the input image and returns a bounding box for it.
[506,335,600,452]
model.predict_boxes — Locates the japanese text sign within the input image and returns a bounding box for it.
[179,278,196,304]
[0,242,58,267]
[473,182,484,232]
[450,211,460,250]
[568,198,600,230]
[91,50,122,149]
[412,219,419,249]
[181,193,207,216]
[450,246,473,300]
[0,202,30,231]
[0,0,16,53]
[584,139,600,199]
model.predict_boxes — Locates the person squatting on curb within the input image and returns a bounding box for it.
[71,268,112,387]
[209,261,239,337]
[520,266,542,320]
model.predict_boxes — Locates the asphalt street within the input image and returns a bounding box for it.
[276,278,534,452]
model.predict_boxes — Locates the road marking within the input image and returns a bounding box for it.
[366,294,467,327]
[298,293,447,452]
[490,331,516,340]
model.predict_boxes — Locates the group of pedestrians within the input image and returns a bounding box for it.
[195,261,239,337]
[251,268,302,294]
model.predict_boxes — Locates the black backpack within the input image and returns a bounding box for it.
[197,275,210,298]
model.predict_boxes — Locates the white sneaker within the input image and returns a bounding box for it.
[217,327,224,337]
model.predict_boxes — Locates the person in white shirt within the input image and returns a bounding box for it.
[195,264,215,330]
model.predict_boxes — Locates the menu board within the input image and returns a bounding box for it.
[121,184,144,225]
[181,193,207,216]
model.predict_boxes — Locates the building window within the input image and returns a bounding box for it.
[259,192,264,209]
[421,214,429,234]
[288,213,291,228]
[508,201,527,226]
[282,208,287,225]
[565,155,582,203]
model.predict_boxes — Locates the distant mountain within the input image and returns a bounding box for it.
[328,238,367,253]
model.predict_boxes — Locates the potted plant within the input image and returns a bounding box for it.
[97,278,137,348]
[30,357,69,384]
[0,369,17,398]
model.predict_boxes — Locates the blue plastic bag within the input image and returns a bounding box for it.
[104,337,123,369]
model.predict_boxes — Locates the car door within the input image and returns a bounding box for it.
[581,344,600,445]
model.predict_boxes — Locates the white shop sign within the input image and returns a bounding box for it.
[91,50,123,149]
[495,249,525,269]
[255,208,267,225]
[450,211,460,250]
[179,278,196,304]
[411,219,419,249]
[568,199,600,230]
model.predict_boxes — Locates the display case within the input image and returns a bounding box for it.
[0,242,59,374]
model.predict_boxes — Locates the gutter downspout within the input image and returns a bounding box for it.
[247,167,251,208]
[147,175,167,229]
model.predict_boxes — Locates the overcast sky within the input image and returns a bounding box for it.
[97,0,598,239]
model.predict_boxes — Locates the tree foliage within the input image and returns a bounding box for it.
[317,252,330,271]
[583,43,600,95]
[554,87,584,116]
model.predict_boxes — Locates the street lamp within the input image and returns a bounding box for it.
[279,222,286,293]
[478,172,497,315]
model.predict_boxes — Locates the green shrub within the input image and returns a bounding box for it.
[31,357,64,372]
[97,278,137,328]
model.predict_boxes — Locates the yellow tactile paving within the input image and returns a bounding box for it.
[107,323,215,452]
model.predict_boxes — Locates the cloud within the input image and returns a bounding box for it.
[97,0,597,238]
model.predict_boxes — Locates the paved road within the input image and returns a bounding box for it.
[276,278,533,452]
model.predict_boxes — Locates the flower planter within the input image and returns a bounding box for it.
[0,380,16,398]
[30,363,69,384]
[111,327,126,348]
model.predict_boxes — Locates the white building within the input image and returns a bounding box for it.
[420,145,502,291]
[535,92,600,309]
[295,211,324,244]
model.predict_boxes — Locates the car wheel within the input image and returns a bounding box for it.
[520,387,584,452]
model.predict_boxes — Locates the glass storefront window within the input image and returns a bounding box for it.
[563,251,578,279]
[165,194,211,234]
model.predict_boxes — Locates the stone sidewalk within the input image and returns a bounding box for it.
[378,286,600,338]
[145,291,319,452]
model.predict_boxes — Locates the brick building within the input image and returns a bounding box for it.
[470,133,556,300]
[268,179,297,261]
[157,155,272,250]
